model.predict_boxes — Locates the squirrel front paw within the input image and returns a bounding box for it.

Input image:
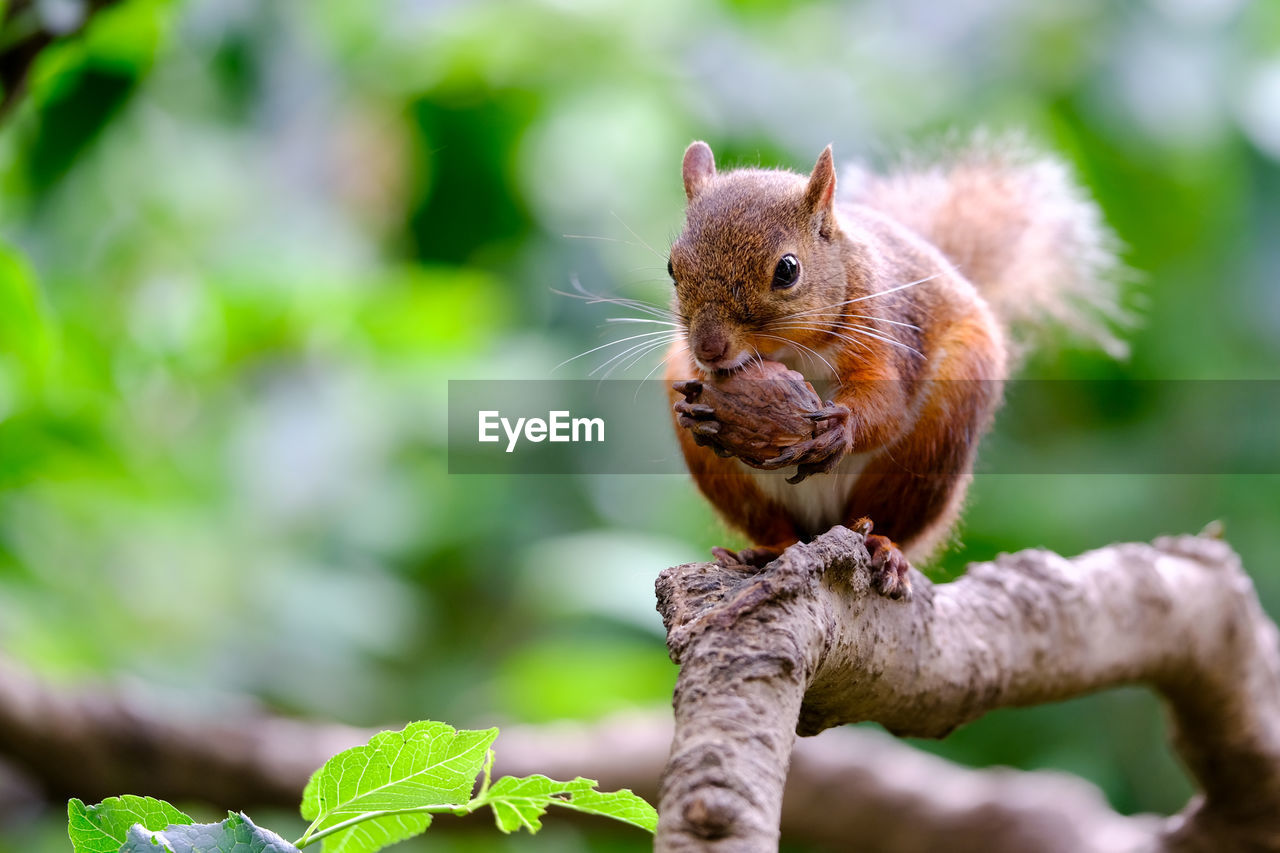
[759,402,852,483]
[672,365,827,466]
[672,387,736,456]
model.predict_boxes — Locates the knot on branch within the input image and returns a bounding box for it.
[681,787,740,839]
[655,525,879,664]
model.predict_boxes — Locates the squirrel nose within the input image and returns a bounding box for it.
[693,331,730,364]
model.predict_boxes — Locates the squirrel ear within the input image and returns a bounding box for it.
[804,145,837,217]
[683,141,716,201]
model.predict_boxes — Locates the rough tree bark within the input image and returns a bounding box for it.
[654,526,1280,852]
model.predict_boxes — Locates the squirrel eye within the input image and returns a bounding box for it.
[667,258,674,280]
[772,254,800,290]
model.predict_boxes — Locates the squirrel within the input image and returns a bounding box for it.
[664,135,1122,598]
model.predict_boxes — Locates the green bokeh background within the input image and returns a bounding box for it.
[0,0,1277,850]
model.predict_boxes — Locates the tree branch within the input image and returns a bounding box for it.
[654,527,1280,851]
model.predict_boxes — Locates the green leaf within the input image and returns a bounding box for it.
[83,0,175,72]
[476,775,657,835]
[0,241,52,387]
[552,780,659,832]
[120,812,298,853]
[298,721,498,853]
[67,796,194,853]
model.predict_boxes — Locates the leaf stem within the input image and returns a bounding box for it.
[292,804,468,848]
[296,818,320,847]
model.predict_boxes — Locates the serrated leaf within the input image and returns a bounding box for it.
[478,775,657,834]
[298,721,498,853]
[552,782,659,832]
[67,796,194,853]
[120,812,298,853]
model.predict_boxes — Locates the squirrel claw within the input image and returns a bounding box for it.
[786,456,824,483]
[672,379,703,398]
[675,398,736,455]
[673,400,716,420]
[689,420,720,437]
[759,448,797,469]
[865,533,912,601]
[769,421,851,481]
[688,427,735,458]
[804,402,851,423]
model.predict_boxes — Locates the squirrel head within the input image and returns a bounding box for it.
[669,141,866,377]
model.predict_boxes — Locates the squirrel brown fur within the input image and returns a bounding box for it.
[664,137,1121,598]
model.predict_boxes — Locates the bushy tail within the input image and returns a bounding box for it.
[845,132,1129,358]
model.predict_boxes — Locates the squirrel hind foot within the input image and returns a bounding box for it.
[864,533,912,602]
[711,545,784,570]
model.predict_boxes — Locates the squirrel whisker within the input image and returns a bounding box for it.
[563,227,666,263]
[553,275,677,321]
[769,322,923,360]
[839,273,943,305]
[642,342,687,383]
[755,333,842,384]
[557,328,683,372]
[611,335,684,378]
[777,320,923,354]
[605,317,684,327]
[785,313,923,332]
[839,324,926,359]
[773,273,942,322]
[592,335,683,378]
[593,334,684,379]
[764,326,873,359]
[609,210,667,262]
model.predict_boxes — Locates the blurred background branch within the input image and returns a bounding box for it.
[0,654,1163,852]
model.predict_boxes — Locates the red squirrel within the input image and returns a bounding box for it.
[665,137,1121,598]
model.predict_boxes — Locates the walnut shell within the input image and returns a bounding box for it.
[674,359,831,468]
